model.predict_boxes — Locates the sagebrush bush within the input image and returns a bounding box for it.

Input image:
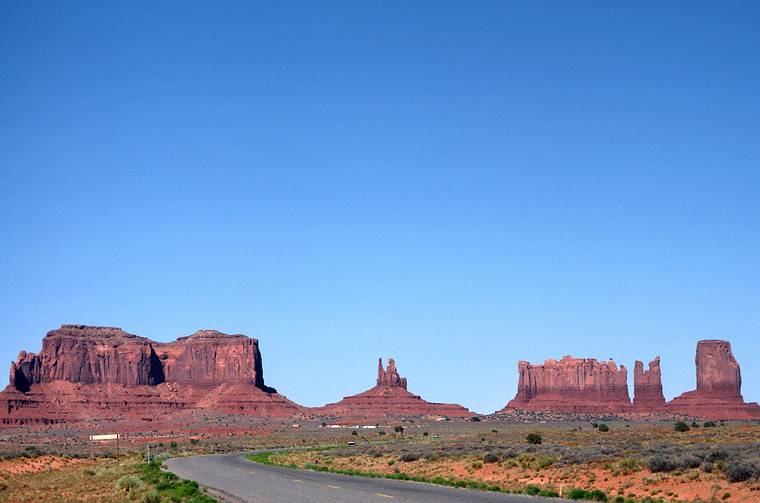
[725,462,755,483]
[648,456,676,473]
[674,421,690,432]
[483,453,500,464]
[116,475,142,493]
[526,433,542,445]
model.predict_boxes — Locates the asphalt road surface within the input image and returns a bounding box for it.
[166,453,556,503]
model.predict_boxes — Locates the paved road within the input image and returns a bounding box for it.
[166,453,555,503]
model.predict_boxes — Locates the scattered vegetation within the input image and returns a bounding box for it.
[526,433,543,444]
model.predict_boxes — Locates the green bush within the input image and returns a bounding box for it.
[483,453,500,464]
[703,421,717,428]
[524,485,541,495]
[598,423,609,432]
[526,433,542,445]
[674,421,690,432]
[568,488,608,501]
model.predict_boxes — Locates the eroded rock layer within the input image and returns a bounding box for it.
[503,356,631,413]
[1,325,302,425]
[315,358,472,420]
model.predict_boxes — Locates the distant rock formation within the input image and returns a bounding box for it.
[315,358,472,420]
[1,325,302,425]
[668,340,760,420]
[502,356,631,413]
[377,358,407,389]
[500,340,760,420]
[633,357,665,409]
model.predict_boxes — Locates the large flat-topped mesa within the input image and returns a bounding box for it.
[502,355,632,413]
[1,324,302,425]
[315,358,472,420]
[668,340,760,420]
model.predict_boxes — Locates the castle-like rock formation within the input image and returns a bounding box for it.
[633,357,665,409]
[1,325,302,425]
[315,358,472,420]
[500,340,760,420]
[503,356,631,413]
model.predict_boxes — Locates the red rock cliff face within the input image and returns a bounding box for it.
[668,340,759,420]
[633,357,665,409]
[9,325,272,391]
[1,325,300,425]
[504,356,631,413]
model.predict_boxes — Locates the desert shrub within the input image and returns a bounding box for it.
[141,493,163,503]
[423,453,439,462]
[677,455,702,469]
[399,453,419,462]
[618,457,644,473]
[116,475,142,493]
[703,421,717,428]
[483,453,500,464]
[674,421,690,432]
[470,416,481,422]
[422,431,428,436]
[540,489,560,497]
[706,448,730,463]
[648,456,676,473]
[170,441,178,448]
[598,423,609,432]
[524,485,541,495]
[526,433,542,445]
[534,455,556,470]
[725,462,755,483]
[394,426,404,434]
[568,488,608,501]
[190,439,200,445]
[352,430,358,436]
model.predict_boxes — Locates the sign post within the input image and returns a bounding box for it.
[88,434,120,463]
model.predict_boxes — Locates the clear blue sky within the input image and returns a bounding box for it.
[1,2,759,414]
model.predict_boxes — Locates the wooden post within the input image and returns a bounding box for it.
[116,435,120,466]
[90,439,94,461]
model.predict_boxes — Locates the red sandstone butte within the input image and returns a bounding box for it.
[0,325,303,425]
[668,340,760,420]
[501,356,632,413]
[314,358,472,420]
[633,357,666,410]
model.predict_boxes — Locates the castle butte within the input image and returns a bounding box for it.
[0,325,302,425]
[500,340,760,420]
[314,358,472,420]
